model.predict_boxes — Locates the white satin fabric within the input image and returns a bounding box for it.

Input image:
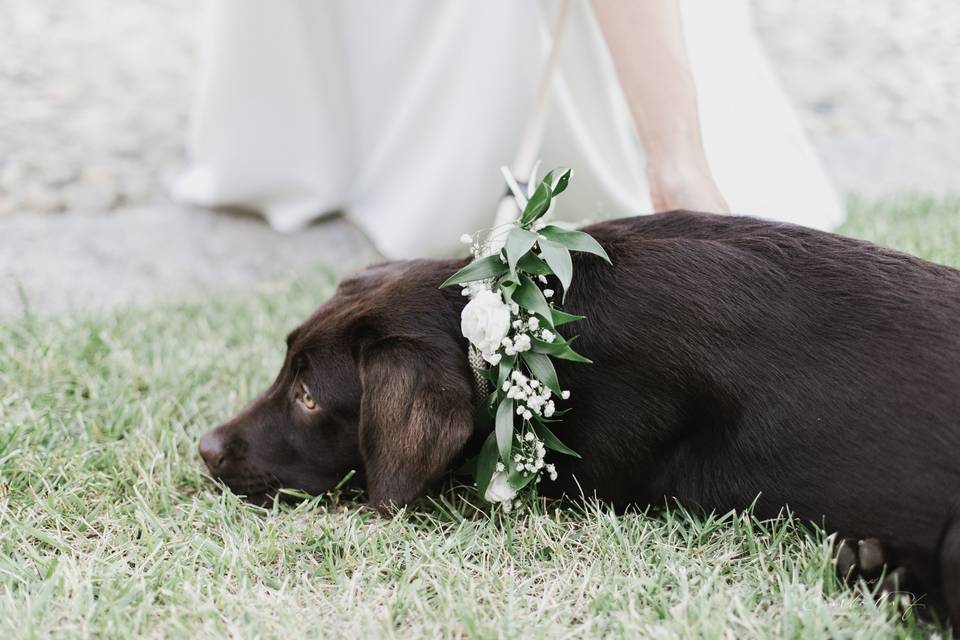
[175,0,844,259]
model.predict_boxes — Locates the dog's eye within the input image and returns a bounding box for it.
[299,382,318,411]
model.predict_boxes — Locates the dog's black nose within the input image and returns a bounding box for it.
[199,430,227,473]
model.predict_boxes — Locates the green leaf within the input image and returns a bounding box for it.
[495,397,514,464]
[532,337,592,363]
[520,180,552,225]
[475,365,496,382]
[474,433,500,497]
[521,351,561,396]
[441,255,508,287]
[549,168,572,196]
[531,335,571,355]
[513,275,552,322]
[516,252,552,276]
[532,419,581,458]
[539,226,611,263]
[496,354,517,391]
[499,280,517,304]
[537,238,572,296]
[504,227,539,277]
[507,467,538,491]
[550,308,585,326]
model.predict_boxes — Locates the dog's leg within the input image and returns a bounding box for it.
[939,517,960,633]
[834,537,913,609]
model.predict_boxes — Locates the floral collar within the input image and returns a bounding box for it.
[441,166,610,509]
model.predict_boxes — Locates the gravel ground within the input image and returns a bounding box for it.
[0,0,194,217]
[753,0,960,137]
[0,208,379,318]
[1,0,958,317]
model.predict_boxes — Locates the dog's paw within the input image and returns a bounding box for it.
[835,537,884,583]
[834,537,913,610]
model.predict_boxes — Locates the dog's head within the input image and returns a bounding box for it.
[198,260,476,511]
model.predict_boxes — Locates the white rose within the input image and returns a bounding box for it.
[484,470,517,503]
[461,289,511,362]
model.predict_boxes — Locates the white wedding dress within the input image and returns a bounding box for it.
[175,0,845,259]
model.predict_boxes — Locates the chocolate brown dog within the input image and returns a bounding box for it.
[200,212,960,623]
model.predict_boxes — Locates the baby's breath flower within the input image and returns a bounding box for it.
[460,233,473,244]
[561,390,570,400]
[543,289,554,298]
[541,329,555,343]
[513,334,532,352]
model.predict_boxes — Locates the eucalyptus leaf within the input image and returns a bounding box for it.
[550,168,572,196]
[520,181,552,225]
[513,275,553,322]
[530,336,572,356]
[504,227,539,277]
[550,308,585,326]
[474,432,501,497]
[475,366,497,382]
[539,226,611,263]
[532,419,581,458]
[532,337,592,363]
[495,397,514,464]
[497,354,517,391]
[537,238,572,295]
[440,254,509,287]
[500,281,517,304]
[507,468,538,491]
[516,252,553,276]
[521,351,561,396]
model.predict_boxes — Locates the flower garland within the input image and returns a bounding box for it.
[441,167,610,510]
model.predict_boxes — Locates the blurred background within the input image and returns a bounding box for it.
[1,0,958,317]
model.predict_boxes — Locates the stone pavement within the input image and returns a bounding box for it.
[1,0,958,318]
[0,208,379,319]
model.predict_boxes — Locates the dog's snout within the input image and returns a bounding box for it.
[199,429,227,473]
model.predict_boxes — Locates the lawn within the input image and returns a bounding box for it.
[1,196,958,639]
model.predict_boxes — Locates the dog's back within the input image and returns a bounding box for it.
[554,212,960,615]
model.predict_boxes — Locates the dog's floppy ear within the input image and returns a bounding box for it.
[357,335,474,511]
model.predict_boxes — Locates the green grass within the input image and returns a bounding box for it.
[1,196,958,638]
